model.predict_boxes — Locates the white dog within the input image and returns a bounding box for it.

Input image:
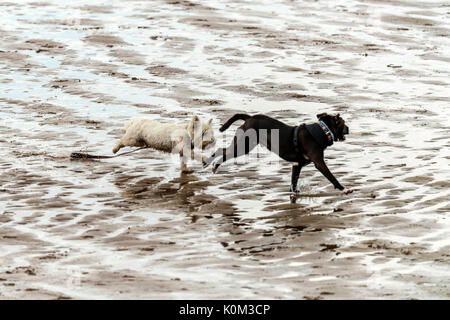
[113,115,215,172]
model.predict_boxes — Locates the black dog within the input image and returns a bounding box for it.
[203,113,352,200]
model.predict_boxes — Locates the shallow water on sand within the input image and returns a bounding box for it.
[0,0,449,299]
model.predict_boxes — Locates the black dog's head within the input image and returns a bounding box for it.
[316,113,349,141]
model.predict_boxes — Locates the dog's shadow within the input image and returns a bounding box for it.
[113,169,346,264]
[113,171,217,213]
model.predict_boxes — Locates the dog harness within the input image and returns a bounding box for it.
[293,121,334,153]
[293,125,302,154]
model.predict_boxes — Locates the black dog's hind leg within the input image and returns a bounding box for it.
[202,148,223,168]
[211,130,258,173]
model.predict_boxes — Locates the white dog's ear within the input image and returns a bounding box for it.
[188,115,200,136]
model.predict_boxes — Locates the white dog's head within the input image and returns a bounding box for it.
[188,115,215,149]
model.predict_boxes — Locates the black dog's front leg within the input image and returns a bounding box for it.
[290,164,301,193]
[289,164,301,203]
[313,158,344,191]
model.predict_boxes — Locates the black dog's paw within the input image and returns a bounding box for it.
[289,193,298,203]
[212,163,220,174]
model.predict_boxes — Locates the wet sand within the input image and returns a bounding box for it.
[0,0,449,299]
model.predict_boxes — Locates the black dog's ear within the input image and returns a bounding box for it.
[333,113,341,122]
[316,113,327,119]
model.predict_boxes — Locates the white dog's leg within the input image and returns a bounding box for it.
[112,140,123,154]
[180,153,193,173]
[112,134,140,153]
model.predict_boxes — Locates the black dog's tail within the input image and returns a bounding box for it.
[219,114,250,132]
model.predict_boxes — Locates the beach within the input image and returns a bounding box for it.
[0,0,449,299]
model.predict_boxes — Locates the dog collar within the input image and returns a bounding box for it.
[319,120,334,144]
